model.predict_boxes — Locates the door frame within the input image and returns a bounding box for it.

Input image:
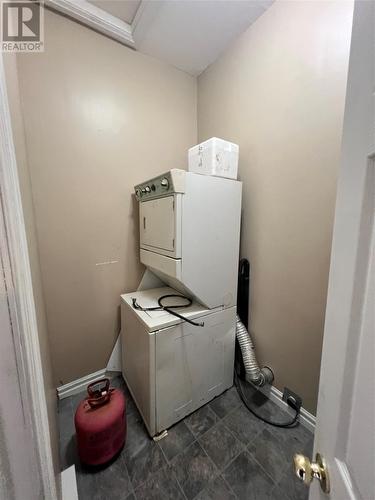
[0,53,58,498]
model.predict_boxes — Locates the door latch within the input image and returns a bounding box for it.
[294,453,330,494]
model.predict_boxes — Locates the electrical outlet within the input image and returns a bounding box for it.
[282,387,302,410]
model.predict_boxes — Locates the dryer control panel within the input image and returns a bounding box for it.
[134,169,185,201]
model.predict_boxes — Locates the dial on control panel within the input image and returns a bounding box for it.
[136,176,170,198]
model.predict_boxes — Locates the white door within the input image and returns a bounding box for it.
[294,2,375,499]
[139,195,179,257]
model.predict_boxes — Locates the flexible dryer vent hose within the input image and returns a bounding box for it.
[236,315,274,387]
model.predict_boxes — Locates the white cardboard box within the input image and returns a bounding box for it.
[188,137,239,179]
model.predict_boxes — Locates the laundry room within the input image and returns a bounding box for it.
[2,1,371,499]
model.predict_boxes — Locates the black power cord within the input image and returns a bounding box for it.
[131,294,204,327]
[234,371,301,428]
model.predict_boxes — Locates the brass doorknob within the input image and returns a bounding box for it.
[293,453,330,494]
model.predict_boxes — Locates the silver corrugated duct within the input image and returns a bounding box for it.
[236,315,274,387]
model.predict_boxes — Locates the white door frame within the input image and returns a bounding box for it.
[0,53,58,499]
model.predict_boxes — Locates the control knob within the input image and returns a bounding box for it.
[160,178,169,189]
[145,186,151,193]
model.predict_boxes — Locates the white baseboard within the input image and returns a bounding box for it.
[61,465,78,500]
[57,368,107,399]
[269,386,316,433]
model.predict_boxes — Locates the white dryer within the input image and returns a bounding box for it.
[135,169,242,309]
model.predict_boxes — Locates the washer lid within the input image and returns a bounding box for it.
[121,286,219,332]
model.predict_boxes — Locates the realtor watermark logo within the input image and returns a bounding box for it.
[1,1,44,52]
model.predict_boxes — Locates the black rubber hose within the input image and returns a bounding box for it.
[131,294,204,327]
[234,371,300,428]
[158,295,204,327]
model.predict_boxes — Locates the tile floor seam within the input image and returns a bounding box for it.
[221,408,265,449]
[179,439,221,498]
[244,445,278,486]
[169,437,199,462]
[171,452,213,500]
[126,446,167,493]
[219,419,248,453]
[221,472,240,500]
[174,470,189,500]
[132,463,187,500]
[119,451,136,499]
[218,447,248,479]
[195,438,220,476]
[224,400,242,419]
[186,410,225,443]
[128,470,162,493]
[197,420,247,475]
[272,470,292,490]
[211,402,240,421]
[271,475,295,500]
[156,441,169,464]
[222,449,280,500]
[209,390,242,420]
[168,462,188,499]
[187,472,223,500]
[151,410,221,463]
[184,406,219,439]
[156,442,188,500]
[183,441,221,500]
[172,411,221,454]
[197,406,275,476]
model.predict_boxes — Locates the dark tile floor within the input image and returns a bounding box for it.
[58,375,313,500]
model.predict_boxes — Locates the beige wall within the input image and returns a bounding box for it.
[16,1,352,413]
[17,9,197,386]
[3,53,60,490]
[198,0,353,413]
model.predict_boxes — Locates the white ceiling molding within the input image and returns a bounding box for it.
[88,0,141,25]
[45,0,136,48]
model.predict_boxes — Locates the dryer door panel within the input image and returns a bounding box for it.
[139,195,181,258]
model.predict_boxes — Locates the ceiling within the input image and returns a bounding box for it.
[88,0,141,24]
[132,0,274,76]
[50,0,274,76]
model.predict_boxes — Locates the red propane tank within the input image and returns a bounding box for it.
[74,378,126,466]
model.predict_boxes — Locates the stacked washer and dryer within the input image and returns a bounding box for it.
[120,140,242,437]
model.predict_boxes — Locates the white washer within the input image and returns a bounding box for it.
[121,287,236,436]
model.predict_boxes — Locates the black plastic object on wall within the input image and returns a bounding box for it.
[237,259,250,328]
[235,258,250,379]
